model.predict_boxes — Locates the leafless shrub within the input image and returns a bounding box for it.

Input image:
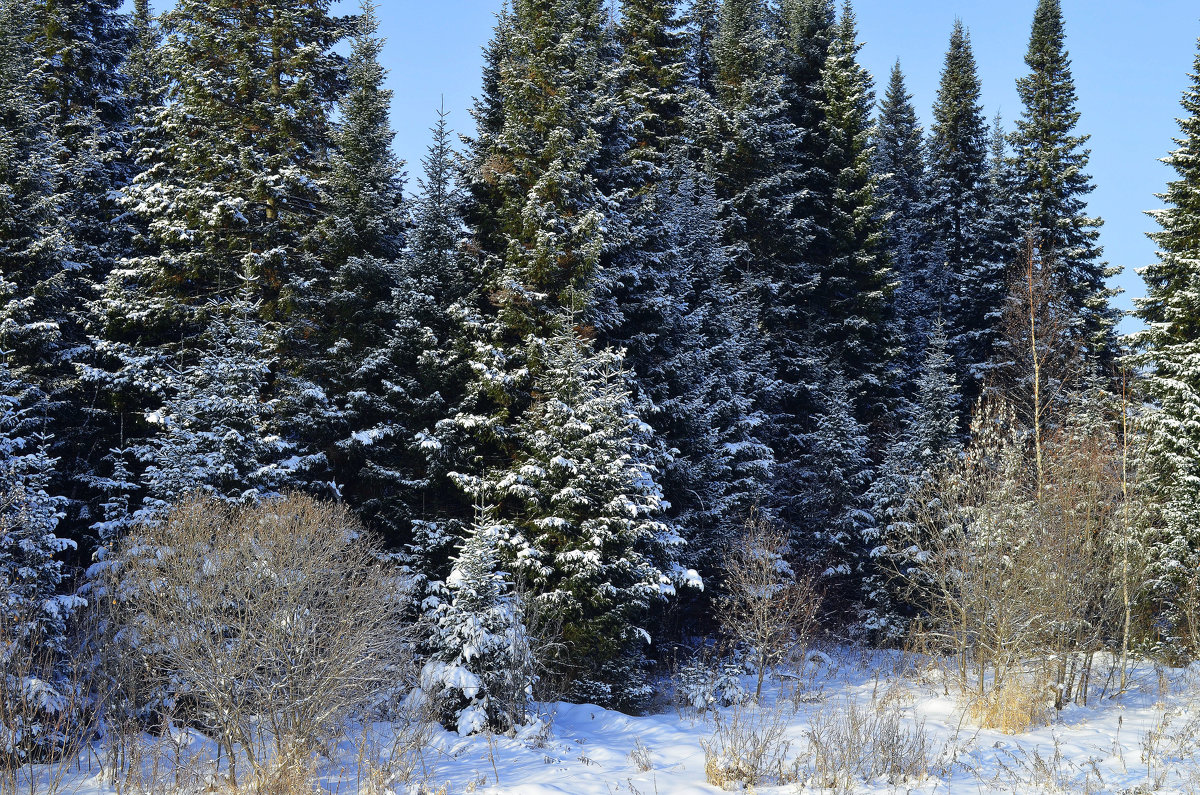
[0,608,100,795]
[104,493,417,790]
[799,696,932,792]
[700,702,798,789]
[891,377,1132,729]
[718,518,822,698]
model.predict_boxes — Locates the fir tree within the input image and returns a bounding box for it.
[683,0,720,96]
[777,0,835,267]
[926,22,1006,419]
[317,2,425,544]
[1011,0,1118,364]
[111,0,345,340]
[0,356,78,763]
[616,0,686,171]
[1131,33,1200,647]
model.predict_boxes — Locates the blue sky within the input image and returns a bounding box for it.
[377,0,1200,333]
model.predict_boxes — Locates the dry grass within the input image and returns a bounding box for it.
[966,674,1052,734]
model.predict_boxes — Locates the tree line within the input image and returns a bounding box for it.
[3,0,1200,737]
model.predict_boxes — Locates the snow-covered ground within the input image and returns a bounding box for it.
[18,646,1200,795]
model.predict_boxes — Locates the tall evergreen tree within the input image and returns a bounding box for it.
[798,365,872,614]
[456,323,686,709]
[705,0,814,531]
[927,21,1004,416]
[0,0,131,537]
[318,2,424,544]
[97,0,348,517]
[777,0,835,270]
[812,2,891,420]
[1011,0,1118,364]
[444,0,689,704]
[872,61,935,402]
[682,0,720,96]
[1131,33,1200,648]
[607,168,774,571]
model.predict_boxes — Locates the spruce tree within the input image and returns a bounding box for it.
[872,61,936,403]
[927,21,1004,417]
[778,0,835,268]
[862,323,961,638]
[98,0,348,519]
[616,0,686,171]
[813,2,891,420]
[607,167,774,571]
[131,297,296,520]
[318,2,426,546]
[707,0,813,530]
[1011,0,1118,364]
[798,365,872,614]
[0,0,130,537]
[0,356,73,650]
[683,0,720,96]
[111,0,344,343]
[423,502,534,735]
[1131,33,1200,647]
[457,323,686,709]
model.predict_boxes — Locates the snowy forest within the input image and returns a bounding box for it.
[6,0,1200,791]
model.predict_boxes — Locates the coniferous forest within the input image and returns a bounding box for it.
[7,0,1200,790]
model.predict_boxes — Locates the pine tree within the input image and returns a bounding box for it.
[1011,0,1118,364]
[872,61,936,402]
[927,21,1004,417]
[1130,33,1200,647]
[862,323,961,638]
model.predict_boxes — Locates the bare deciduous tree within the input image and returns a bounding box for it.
[719,519,822,698]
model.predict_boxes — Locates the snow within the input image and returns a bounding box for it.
[18,646,1200,795]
